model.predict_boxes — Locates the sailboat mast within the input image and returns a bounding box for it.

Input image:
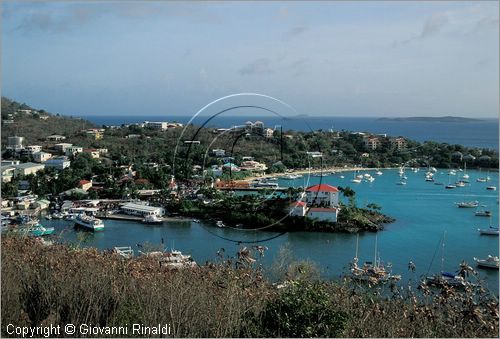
[441,231,446,272]
[355,234,359,260]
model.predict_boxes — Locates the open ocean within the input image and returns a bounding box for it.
[83,115,499,150]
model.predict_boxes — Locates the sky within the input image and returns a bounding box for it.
[1,1,499,118]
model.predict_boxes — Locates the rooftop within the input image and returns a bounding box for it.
[306,184,339,193]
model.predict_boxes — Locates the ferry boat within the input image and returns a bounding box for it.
[75,214,104,232]
[142,215,163,224]
[474,255,499,269]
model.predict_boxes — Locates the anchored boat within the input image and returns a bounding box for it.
[474,255,499,269]
[75,214,104,232]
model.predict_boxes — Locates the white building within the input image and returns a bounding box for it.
[47,135,66,141]
[305,184,340,207]
[66,146,83,156]
[120,202,165,217]
[1,166,16,182]
[212,149,226,157]
[25,145,42,154]
[145,121,168,130]
[289,201,307,217]
[307,207,339,223]
[264,128,274,138]
[32,152,52,163]
[45,156,71,170]
[13,162,45,176]
[1,160,20,166]
[54,143,73,153]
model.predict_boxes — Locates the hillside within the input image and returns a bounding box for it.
[1,97,96,147]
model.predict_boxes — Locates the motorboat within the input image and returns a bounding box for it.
[375,170,383,176]
[142,215,163,224]
[478,226,499,236]
[445,184,456,189]
[74,214,104,231]
[455,181,466,187]
[486,186,496,191]
[456,201,479,208]
[216,220,225,228]
[396,180,407,185]
[474,255,499,269]
[28,224,55,237]
[351,178,362,183]
[192,219,200,223]
[475,210,492,217]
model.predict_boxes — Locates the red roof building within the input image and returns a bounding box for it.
[306,184,339,193]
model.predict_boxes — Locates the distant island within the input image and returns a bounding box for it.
[377,116,484,123]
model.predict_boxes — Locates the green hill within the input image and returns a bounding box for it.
[1,97,96,147]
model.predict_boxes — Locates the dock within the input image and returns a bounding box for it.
[96,213,191,223]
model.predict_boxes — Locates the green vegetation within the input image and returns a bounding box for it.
[2,236,498,338]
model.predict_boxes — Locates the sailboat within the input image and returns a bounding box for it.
[351,171,361,183]
[477,215,499,236]
[462,163,469,181]
[475,204,492,217]
[423,232,473,289]
[349,234,400,284]
[445,175,456,189]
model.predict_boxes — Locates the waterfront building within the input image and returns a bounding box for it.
[45,156,71,170]
[289,201,307,216]
[239,160,267,172]
[305,184,340,207]
[32,151,52,163]
[307,207,339,222]
[120,202,164,217]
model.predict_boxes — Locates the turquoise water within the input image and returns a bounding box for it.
[48,169,499,292]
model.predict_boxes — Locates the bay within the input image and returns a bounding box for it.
[46,168,499,293]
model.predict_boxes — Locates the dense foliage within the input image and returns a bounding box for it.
[1,236,498,338]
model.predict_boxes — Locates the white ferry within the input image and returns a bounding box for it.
[75,214,104,232]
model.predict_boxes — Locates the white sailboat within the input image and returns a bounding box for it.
[462,163,469,180]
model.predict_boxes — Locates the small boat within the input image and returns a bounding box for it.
[192,219,200,223]
[216,220,225,228]
[396,180,407,185]
[445,184,456,189]
[425,177,435,182]
[351,178,362,183]
[475,210,492,217]
[448,170,457,176]
[375,170,383,176]
[478,226,499,236]
[74,214,104,232]
[486,186,496,191]
[477,178,488,183]
[29,224,55,237]
[142,215,163,224]
[340,175,345,179]
[455,181,466,187]
[430,167,437,172]
[456,201,479,208]
[474,255,499,269]
[52,212,63,219]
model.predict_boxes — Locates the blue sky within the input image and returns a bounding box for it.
[2,1,499,118]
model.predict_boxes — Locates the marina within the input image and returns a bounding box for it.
[33,168,498,292]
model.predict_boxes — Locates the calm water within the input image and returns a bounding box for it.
[83,115,499,150]
[47,169,499,292]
